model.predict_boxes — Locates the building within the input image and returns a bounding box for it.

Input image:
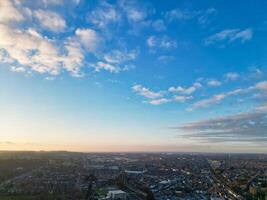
[107,190,127,200]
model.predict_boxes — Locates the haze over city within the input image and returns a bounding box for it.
[1,0,267,153]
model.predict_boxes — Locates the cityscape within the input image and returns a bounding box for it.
[1,0,267,199]
[0,151,266,200]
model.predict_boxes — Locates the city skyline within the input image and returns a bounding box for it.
[0,0,267,153]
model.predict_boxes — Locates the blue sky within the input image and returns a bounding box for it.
[0,0,267,153]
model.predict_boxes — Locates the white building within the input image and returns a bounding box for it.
[107,190,127,200]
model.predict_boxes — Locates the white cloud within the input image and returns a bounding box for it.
[131,82,195,105]
[188,80,267,111]
[0,24,61,75]
[131,82,196,106]
[232,29,253,42]
[255,81,267,91]
[119,0,147,23]
[34,9,66,32]
[93,49,137,73]
[207,79,222,87]
[127,9,145,22]
[90,61,119,73]
[169,82,202,95]
[0,1,137,77]
[147,36,176,49]
[0,0,24,23]
[124,7,146,22]
[62,39,84,76]
[197,8,217,26]
[41,0,64,5]
[87,2,121,28]
[165,9,196,21]
[103,49,137,64]
[132,84,163,99]
[148,95,193,105]
[10,66,26,73]
[188,94,226,111]
[165,7,217,27]
[146,36,156,47]
[174,95,193,102]
[75,28,99,52]
[38,0,80,6]
[227,88,244,96]
[0,24,84,76]
[149,98,170,105]
[225,72,239,81]
[205,28,253,45]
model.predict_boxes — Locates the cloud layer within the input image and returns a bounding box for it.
[174,104,267,144]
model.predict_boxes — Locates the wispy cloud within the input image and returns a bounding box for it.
[0,141,16,145]
[225,72,240,81]
[205,28,253,45]
[119,0,147,23]
[165,8,197,21]
[224,68,264,82]
[197,8,217,26]
[31,0,80,7]
[188,80,267,111]
[91,49,137,73]
[148,98,171,105]
[168,82,202,95]
[188,88,244,111]
[132,84,164,99]
[148,95,193,105]
[165,7,217,28]
[247,67,264,80]
[147,36,177,49]
[90,61,120,73]
[87,2,121,29]
[103,49,137,64]
[207,79,222,87]
[173,95,193,102]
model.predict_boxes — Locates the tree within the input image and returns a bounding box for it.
[143,187,155,200]
[84,174,97,200]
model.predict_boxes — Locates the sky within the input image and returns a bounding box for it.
[0,0,267,153]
